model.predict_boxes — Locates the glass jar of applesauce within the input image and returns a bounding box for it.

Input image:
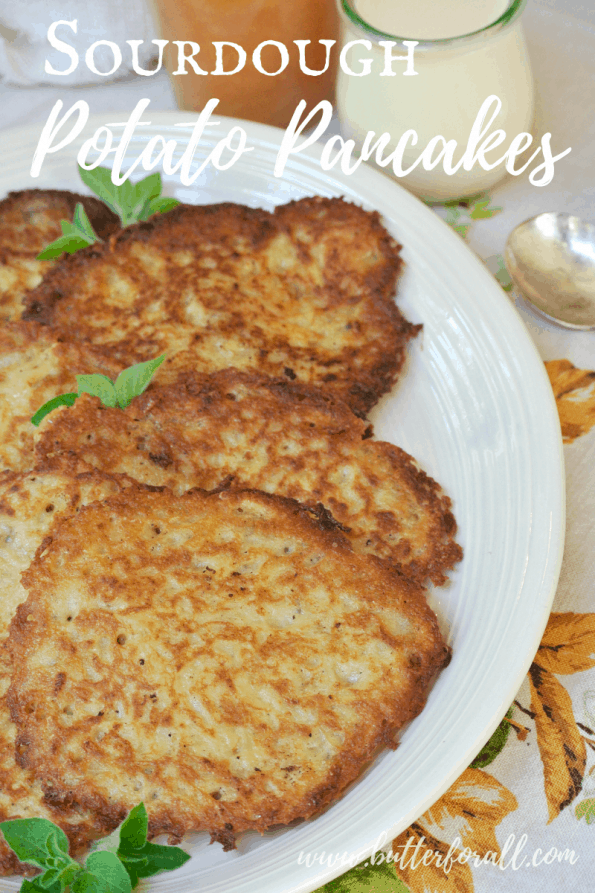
[150,0,339,128]
[336,0,534,201]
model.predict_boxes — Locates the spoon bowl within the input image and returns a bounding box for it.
[504,211,595,329]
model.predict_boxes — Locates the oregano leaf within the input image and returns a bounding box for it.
[0,818,69,869]
[38,166,178,258]
[31,393,78,427]
[75,374,118,408]
[116,801,190,885]
[117,803,148,852]
[78,166,175,228]
[142,195,180,218]
[82,852,132,893]
[77,166,122,218]
[70,874,102,893]
[114,355,166,408]
[31,355,165,427]
[20,877,65,893]
[72,204,100,242]
[37,234,93,260]
[131,840,191,877]
[36,203,99,260]
[2,804,189,893]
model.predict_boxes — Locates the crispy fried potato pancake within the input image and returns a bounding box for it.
[8,487,448,848]
[0,463,134,874]
[36,370,462,585]
[0,321,122,472]
[0,189,118,321]
[22,197,417,416]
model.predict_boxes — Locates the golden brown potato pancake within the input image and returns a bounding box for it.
[22,197,417,416]
[0,189,118,321]
[0,321,122,472]
[0,462,135,874]
[36,370,462,585]
[8,487,448,849]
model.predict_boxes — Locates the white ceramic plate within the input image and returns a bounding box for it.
[0,112,565,893]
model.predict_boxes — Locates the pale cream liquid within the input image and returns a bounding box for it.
[337,1,534,200]
[354,0,510,40]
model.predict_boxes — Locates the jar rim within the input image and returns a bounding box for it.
[339,0,527,47]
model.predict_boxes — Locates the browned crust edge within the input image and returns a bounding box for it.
[36,368,462,585]
[21,197,416,416]
[7,486,449,849]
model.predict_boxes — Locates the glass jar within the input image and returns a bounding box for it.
[336,0,535,201]
[150,0,339,128]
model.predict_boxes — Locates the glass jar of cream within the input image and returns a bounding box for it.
[336,0,534,201]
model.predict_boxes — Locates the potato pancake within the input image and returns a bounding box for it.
[36,370,462,585]
[0,463,134,874]
[0,321,121,472]
[22,197,417,416]
[8,487,448,849]
[0,189,118,321]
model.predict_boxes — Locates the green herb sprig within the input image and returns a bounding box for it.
[37,166,180,260]
[37,203,101,260]
[31,355,165,427]
[0,803,190,892]
[427,192,502,239]
[77,167,180,228]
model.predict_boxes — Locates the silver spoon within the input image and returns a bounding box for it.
[504,212,595,330]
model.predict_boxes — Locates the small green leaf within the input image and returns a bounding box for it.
[117,856,149,888]
[34,860,80,891]
[319,857,409,892]
[485,254,513,292]
[31,355,165,427]
[39,166,177,259]
[118,803,148,853]
[31,392,78,427]
[124,840,190,880]
[131,172,162,206]
[82,852,132,893]
[37,234,93,260]
[20,877,65,893]
[141,195,180,219]
[114,356,165,408]
[70,874,102,893]
[78,166,173,228]
[0,818,69,870]
[76,374,118,408]
[575,797,595,824]
[72,204,100,242]
[442,205,470,238]
[117,802,190,886]
[77,166,122,218]
[469,197,502,221]
[118,175,163,227]
[471,707,513,768]
[36,203,99,260]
